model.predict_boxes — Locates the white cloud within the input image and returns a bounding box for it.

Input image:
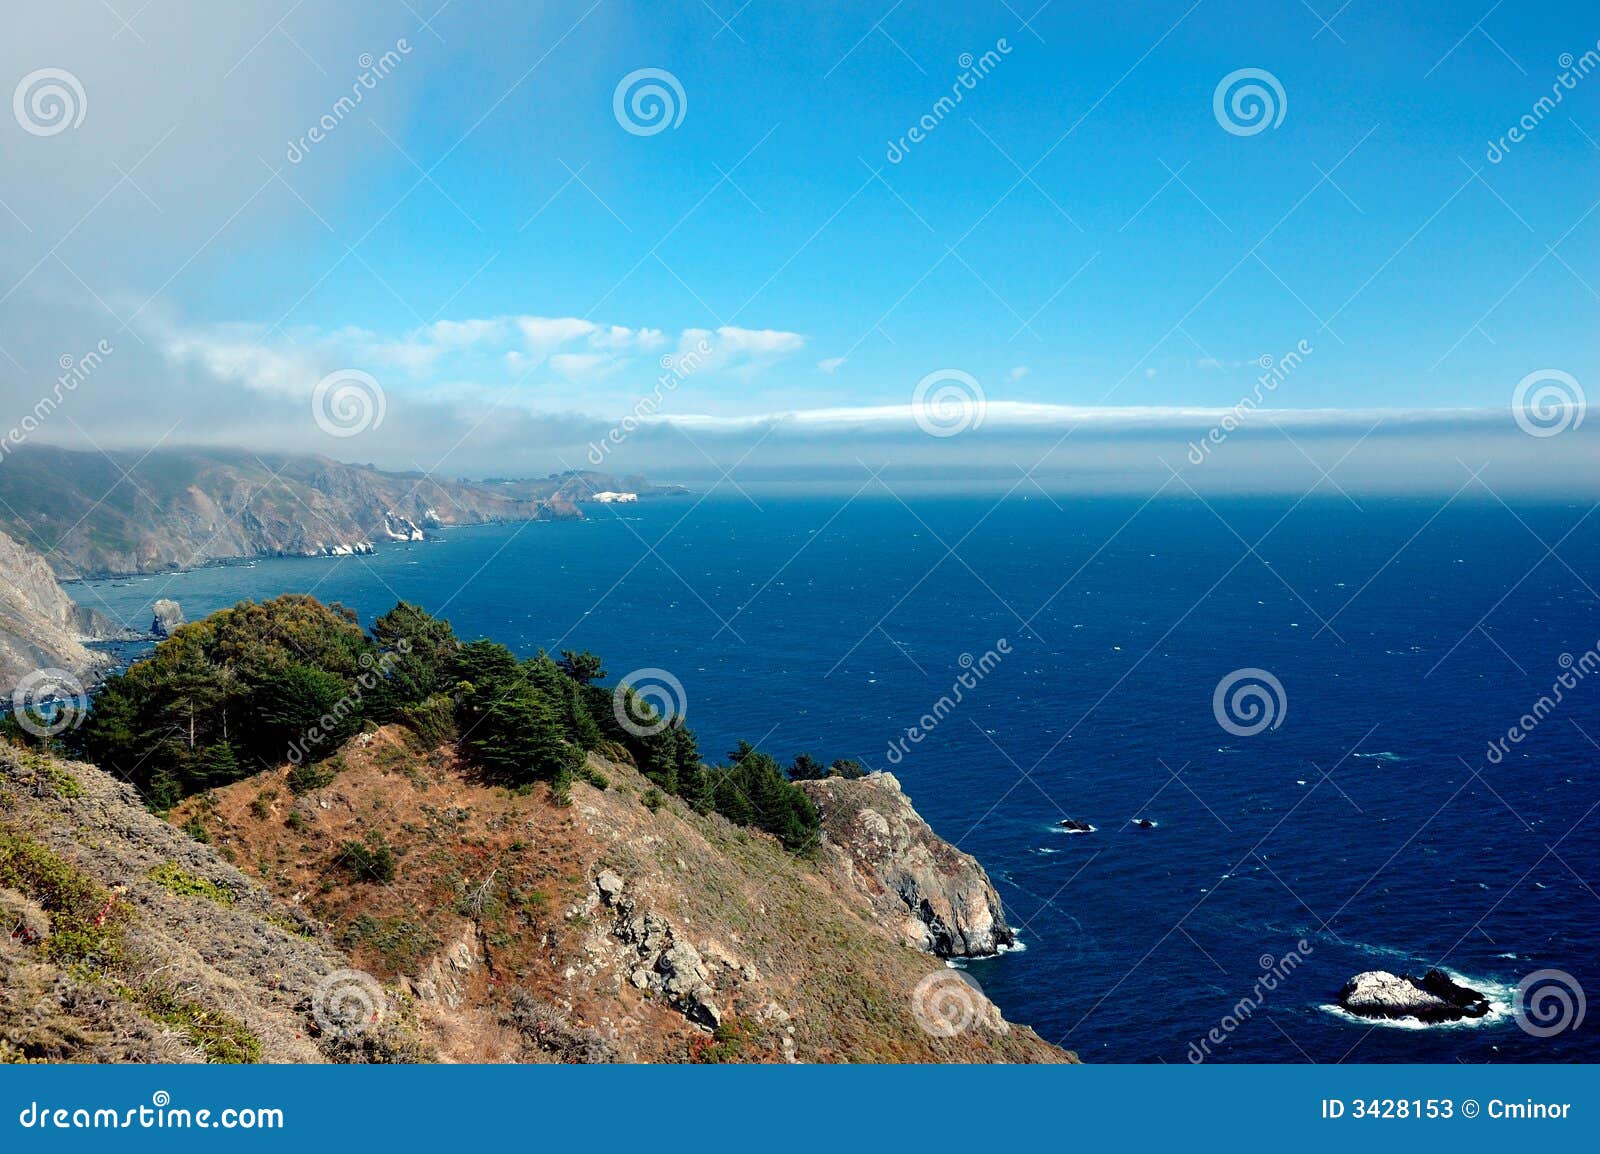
[549,352,624,381]
[1007,365,1030,383]
[817,356,846,374]
[515,316,598,358]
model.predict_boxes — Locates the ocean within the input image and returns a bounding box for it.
[73,492,1600,1063]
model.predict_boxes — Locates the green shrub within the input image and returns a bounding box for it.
[147,861,237,907]
[287,757,340,795]
[338,840,396,884]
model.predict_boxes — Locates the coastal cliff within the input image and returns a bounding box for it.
[3,593,1067,1063]
[1,737,1068,1063]
[800,772,1014,958]
[0,528,114,694]
[166,737,1067,1063]
[0,446,679,579]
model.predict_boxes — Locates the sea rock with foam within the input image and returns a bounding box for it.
[1336,969,1490,1023]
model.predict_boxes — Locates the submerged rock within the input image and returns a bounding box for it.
[1337,969,1490,1023]
[799,772,1016,958]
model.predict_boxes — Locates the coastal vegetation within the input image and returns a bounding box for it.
[70,594,821,851]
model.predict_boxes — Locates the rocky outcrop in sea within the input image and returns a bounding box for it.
[1337,969,1491,1023]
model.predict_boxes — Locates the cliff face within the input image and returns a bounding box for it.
[0,528,111,694]
[800,773,1015,958]
[161,731,1071,1064]
[0,447,666,578]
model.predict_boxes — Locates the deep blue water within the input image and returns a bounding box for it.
[74,493,1600,1063]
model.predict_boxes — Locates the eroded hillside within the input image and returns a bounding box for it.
[171,728,1071,1064]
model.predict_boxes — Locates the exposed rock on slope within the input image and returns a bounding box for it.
[0,745,430,1063]
[175,733,1070,1063]
[0,528,113,693]
[799,772,1015,958]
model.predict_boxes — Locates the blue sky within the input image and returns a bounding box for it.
[2,0,1597,486]
[214,0,1598,413]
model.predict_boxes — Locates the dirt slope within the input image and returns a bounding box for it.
[174,728,1072,1064]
